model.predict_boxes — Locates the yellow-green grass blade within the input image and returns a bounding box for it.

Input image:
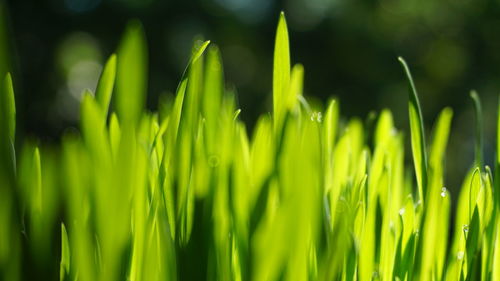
[202,45,223,154]
[273,12,291,132]
[419,107,452,280]
[429,108,453,171]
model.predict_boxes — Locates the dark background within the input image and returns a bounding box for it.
[2,0,500,191]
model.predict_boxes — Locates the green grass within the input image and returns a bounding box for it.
[1,12,500,281]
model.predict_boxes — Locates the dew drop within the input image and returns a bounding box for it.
[457,251,464,260]
[440,187,447,198]
[316,112,322,122]
[310,111,323,123]
[462,224,469,233]
[399,208,405,216]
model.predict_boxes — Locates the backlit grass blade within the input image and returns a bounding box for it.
[116,20,148,124]
[420,107,453,280]
[203,45,223,154]
[191,40,210,66]
[273,12,291,132]
[95,54,117,118]
[398,57,428,205]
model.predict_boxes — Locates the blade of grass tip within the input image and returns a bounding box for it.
[33,147,42,214]
[470,90,483,169]
[192,40,211,65]
[183,38,208,135]
[398,57,428,204]
[273,11,291,132]
[177,40,210,88]
[1,73,15,142]
[60,223,70,281]
[116,20,148,124]
[95,54,117,118]
[429,107,453,170]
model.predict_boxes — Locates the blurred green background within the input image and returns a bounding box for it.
[2,0,500,189]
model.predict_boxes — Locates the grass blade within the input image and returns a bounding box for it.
[60,223,70,281]
[273,12,291,131]
[96,54,117,118]
[116,20,148,124]
[398,57,428,204]
[470,91,483,169]
[1,73,15,142]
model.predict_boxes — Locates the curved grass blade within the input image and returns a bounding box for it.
[398,57,428,204]
[177,40,210,87]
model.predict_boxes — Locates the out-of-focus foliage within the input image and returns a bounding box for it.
[2,10,500,281]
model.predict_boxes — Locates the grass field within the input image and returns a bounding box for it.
[1,12,500,281]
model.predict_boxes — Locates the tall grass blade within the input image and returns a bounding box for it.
[116,20,148,124]
[273,12,291,132]
[398,57,428,204]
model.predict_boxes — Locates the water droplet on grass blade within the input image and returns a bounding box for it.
[399,208,405,216]
[310,111,322,122]
[457,251,464,260]
[462,224,469,233]
[440,187,447,198]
